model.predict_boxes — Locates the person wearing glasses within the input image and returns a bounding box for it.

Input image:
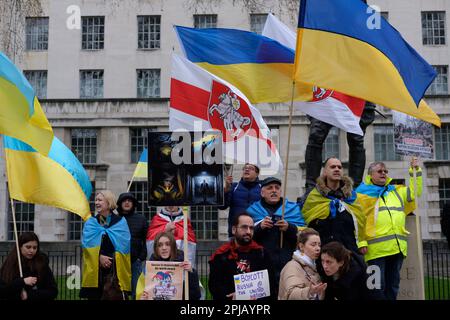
[355,157,422,300]
[222,163,262,239]
[208,212,276,300]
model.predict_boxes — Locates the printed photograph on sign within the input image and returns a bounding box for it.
[392,111,434,159]
[143,261,183,300]
[148,131,224,206]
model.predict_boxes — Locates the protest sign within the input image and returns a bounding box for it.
[393,111,434,159]
[233,269,270,300]
[144,261,183,300]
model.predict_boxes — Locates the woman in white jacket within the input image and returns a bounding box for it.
[278,228,327,300]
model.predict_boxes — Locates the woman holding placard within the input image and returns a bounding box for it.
[141,231,201,300]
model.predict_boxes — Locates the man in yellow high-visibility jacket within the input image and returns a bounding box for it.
[356,157,422,300]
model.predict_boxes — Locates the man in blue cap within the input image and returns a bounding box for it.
[246,177,305,295]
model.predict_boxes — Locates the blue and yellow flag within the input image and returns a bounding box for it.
[3,136,92,220]
[81,216,131,292]
[294,0,440,126]
[175,26,312,104]
[0,52,53,155]
[131,148,148,179]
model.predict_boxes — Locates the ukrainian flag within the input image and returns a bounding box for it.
[0,52,53,155]
[81,216,131,292]
[175,26,312,103]
[3,136,92,220]
[294,0,439,124]
[131,148,148,179]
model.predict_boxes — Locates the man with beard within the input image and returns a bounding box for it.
[246,177,305,296]
[208,213,275,300]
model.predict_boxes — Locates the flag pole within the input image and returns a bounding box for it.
[10,199,23,278]
[183,206,190,300]
[126,175,135,192]
[280,81,296,248]
[412,158,425,299]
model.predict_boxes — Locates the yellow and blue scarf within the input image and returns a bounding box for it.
[81,216,131,292]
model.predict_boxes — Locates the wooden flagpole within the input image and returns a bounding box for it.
[412,159,425,300]
[280,81,296,248]
[183,206,190,300]
[10,199,23,278]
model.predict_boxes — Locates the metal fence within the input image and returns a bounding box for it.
[0,242,448,300]
[423,241,450,300]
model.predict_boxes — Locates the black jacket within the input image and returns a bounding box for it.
[322,253,382,301]
[208,242,276,301]
[150,250,201,300]
[0,253,58,300]
[222,178,261,237]
[302,176,359,253]
[120,212,148,262]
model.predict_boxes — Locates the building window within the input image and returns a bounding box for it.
[129,181,157,222]
[23,70,47,99]
[130,128,154,163]
[137,15,161,49]
[68,182,95,241]
[422,11,446,45]
[82,16,105,50]
[8,201,34,240]
[322,127,340,160]
[250,14,268,34]
[80,70,103,98]
[439,179,450,215]
[137,69,160,98]
[194,14,217,28]
[190,206,218,240]
[25,17,48,51]
[426,65,448,95]
[436,124,450,160]
[71,128,97,164]
[374,125,401,161]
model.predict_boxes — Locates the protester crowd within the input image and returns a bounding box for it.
[0,156,422,301]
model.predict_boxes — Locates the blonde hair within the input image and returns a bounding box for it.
[96,190,118,211]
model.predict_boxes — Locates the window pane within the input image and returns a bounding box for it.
[129,181,157,222]
[80,70,104,98]
[25,17,49,50]
[190,206,218,240]
[322,127,340,160]
[137,16,161,49]
[23,70,47,99]
[194,15,217,29]
[422,11,446,45]
[137,69,160,98]
[8,201,35,240]
[426,65,448,95]
[436,124,450,160]
[250,14,268,34]
[439,179,450,216]
[374,125,401,161]
[82,16,105,50]
[71,128,98,164]
[130,127,155,162]
[68,182,95,240]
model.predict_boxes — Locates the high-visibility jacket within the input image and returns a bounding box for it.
[356,167,422,262]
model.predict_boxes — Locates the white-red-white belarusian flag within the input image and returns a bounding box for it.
[170,54,282,175]
[263,13,365,136]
